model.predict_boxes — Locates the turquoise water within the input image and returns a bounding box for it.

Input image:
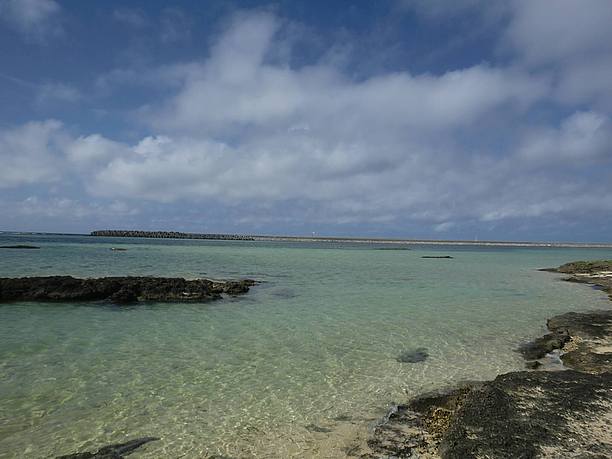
[1,234,611,458]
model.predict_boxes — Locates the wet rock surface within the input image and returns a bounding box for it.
[360,260,612,458]
[56,437,159,458]
[0,276,256,304]
[518,328,570,360]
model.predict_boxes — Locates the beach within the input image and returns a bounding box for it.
[359,262,612,458]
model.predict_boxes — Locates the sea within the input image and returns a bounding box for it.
[1,233,611,458]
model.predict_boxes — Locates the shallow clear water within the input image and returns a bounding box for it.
[1,234,611,458]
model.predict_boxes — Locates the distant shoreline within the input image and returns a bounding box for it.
[2,230,611,248]
[87,229,612,248]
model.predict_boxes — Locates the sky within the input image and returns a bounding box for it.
[0,0,611,242]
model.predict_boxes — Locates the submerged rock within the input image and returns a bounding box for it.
[396,347,429,363]
[0,276,256,304]
[0,244,40,249]
[305,423,333,433]
[56,436,159,458]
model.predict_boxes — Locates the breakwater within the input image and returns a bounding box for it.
[89,230,612,248]
[90,230,255,240]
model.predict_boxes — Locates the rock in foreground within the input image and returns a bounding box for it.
[0,276,256,304]
[366,369,611,459]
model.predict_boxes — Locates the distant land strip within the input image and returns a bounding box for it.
[89,230,612,248]
[90,230,254,240]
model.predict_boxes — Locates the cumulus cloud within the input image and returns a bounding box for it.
[2,7,612,237]
[0,120,65,188]
[518,112,612,163]
[505,0,612,66]
[65,134,129,166]
[0,0,61,41]
[143,12,547,136]
[505,0,612,110]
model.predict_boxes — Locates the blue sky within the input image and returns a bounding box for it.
[1,0,611,241]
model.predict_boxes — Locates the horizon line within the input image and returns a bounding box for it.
[2,229,612,248]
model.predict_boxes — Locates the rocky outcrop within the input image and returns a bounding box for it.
[360,260,612,458]
[554,260,612,274]
[0,276,256,304]
[366,369,611,459]
[56,437,159,458]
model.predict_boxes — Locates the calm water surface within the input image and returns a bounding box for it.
[1,234,611,458]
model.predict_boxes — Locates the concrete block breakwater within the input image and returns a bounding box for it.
[90,230,255,240]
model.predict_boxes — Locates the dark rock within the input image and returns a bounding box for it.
[518,329,570,360]
[546,310,612,373]
[396,347,429,363]
[56,436,159,458]
[108,286,139,304]
[0,276,255,304]
[221,279,256,295]
[421,255,454,259]
[547,310,612,340]
[555,260,612,274]
[524,360,541,370]
[0,245,40,249]
[366,371,612,459]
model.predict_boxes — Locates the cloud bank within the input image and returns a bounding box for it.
[1,2,611,239]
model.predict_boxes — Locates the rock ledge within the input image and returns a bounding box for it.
[0,276,256,304]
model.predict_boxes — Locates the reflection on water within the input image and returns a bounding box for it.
[1,235,611,457]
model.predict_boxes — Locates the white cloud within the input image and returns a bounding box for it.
[2,8,612,234]
[65,134,129,166]
[63,11,606,226]
[0,120,65,188]
[144,12,547,134]
[505,0,612,66]
[505,0,612,109]
[518,111,612,163]
[0,0,61,41]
